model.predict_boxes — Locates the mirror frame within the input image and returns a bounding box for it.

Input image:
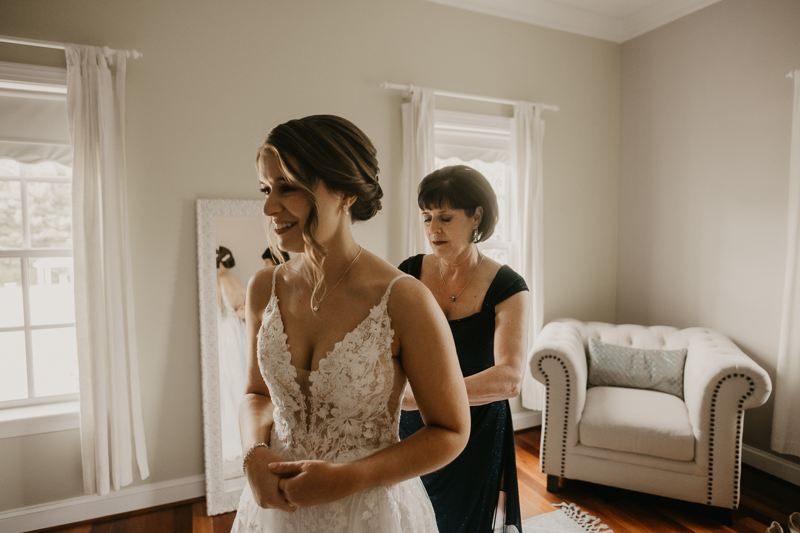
[196,198,263,515]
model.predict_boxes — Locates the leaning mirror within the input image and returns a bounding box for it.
[197,199,267,515]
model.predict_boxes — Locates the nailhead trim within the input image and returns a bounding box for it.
[707,373,754,508]
[538,354,571,477]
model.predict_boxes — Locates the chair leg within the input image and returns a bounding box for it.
[547,475,560,493]
[708,506,733,527]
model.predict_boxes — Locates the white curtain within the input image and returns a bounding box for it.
[66,44,149,495]
[514,103,547,412]
[401,86,435,257]
[772,69,800,458]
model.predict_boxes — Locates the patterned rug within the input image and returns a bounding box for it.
[504,503,614,533]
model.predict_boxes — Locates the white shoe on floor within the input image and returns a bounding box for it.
[788,512,800,533]
[768,521,784,533]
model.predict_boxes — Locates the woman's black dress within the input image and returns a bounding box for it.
[399,254,527,533]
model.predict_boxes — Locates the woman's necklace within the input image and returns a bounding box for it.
[291,246,363,312]
[438,251,483,302]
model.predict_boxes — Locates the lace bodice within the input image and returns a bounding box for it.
[256,267,408,463]
[233,268,438,532]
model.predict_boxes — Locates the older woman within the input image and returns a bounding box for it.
[400,165,530,533]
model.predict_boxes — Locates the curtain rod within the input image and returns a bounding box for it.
[0,34,142,59]
[381,82,559,112]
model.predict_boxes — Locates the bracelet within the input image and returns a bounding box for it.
[242,442,269,474]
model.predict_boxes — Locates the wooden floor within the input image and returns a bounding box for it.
[37,427,799,533]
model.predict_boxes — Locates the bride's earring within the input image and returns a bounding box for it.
[343,204,350,216]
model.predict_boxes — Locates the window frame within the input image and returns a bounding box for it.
[0,61,79,439]
[433,109,518,270]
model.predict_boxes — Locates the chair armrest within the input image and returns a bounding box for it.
[681,327,772,508]
[529,319,588,475]
[530,319,588,389]
[683,328,772,429]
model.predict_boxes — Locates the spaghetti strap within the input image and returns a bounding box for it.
[270,264,281,298]
[382,273,410,304]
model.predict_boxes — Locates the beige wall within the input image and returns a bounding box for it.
[0,0,620,511]
[618,0,800,465]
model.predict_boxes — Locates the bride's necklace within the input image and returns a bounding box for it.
[291,245,363,312]
[438,251,483,302]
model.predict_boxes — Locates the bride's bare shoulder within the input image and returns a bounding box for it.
[361,259,435,318]
[246,264,280,312]
[359,251,419,286]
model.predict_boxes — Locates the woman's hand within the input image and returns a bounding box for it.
[245,447,297,512]
[401,382,418,411]
[269,460,359,508]
[462,291,529,406]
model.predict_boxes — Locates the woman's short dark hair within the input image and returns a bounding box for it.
[216,246,235,269]
[262,248,290,263]
[417,165,499,242]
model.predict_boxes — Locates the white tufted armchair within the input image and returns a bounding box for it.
[529,319,771,510]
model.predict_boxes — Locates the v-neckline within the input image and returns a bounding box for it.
[267,265,397,377]
[272,293,385,376]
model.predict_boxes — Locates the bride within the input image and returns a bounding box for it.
[231,115,470,532]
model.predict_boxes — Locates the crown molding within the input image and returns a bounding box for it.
[623,0,723,41]
[425,0,723,43]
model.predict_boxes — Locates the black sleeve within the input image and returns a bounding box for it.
[491,266,529,307]
[397,254,425,280]
[398,257,412,275]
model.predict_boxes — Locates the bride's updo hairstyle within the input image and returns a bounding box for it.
[256,115,382,302]
[216,246,235,269]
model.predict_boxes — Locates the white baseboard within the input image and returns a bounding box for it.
[512,409,542,431]
[0,474,205,533]
[742,444,800,487]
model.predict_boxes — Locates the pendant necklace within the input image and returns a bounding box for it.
[439,251,483,302]
[291,245,363,312]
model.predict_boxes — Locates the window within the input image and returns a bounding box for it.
[0,61,78,437]
[433,110,517,268]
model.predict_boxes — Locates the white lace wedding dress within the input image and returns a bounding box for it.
[231,267,438,533]
[217,281,247,464]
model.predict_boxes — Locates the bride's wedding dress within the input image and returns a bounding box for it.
[218,281,247,464]
[232,267,438,532]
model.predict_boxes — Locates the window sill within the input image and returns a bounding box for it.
[0,400,79,439]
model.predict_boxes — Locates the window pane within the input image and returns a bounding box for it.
[481,247,508,265]
[27,181,72,248]
[32,327,79,397]
[29,257,75,326]
[23,161,72,178]
[0,331,28,401]
[0,159,21,177]
[0,258,24,328]
[0,180,23,249]
[487,218,505,242]
[478,161,507,196]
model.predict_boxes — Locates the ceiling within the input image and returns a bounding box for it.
[425,0,723,42]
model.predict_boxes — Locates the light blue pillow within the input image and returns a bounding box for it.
[587,338,687,399]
